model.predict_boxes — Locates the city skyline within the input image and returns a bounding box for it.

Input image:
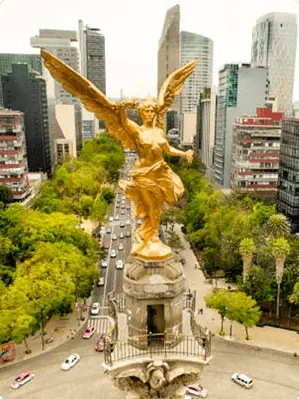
[0,0,298,100]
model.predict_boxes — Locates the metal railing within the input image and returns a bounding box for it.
[104,332,210,367]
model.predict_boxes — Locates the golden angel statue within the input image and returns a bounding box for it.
[41,49,197,261]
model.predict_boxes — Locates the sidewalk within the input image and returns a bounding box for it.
[1,303,90,367]
[172,224,299,355]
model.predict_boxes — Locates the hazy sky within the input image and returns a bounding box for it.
[0,0,299,99]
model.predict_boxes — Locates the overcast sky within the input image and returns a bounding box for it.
[0,0,298,99]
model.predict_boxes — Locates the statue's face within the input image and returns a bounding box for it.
[140,105,155,123]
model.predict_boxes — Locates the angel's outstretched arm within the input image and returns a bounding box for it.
[119,108,139,137]
[162,141,193,164]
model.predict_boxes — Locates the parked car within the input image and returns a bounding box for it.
[101,259,108,268]
[61,354,80,371]
[231,373,253,389]
[90,302,100,315]
[125,231,131,237]
[83,325,96,339]
[119,232,125,239]
[11,370,35,389]
[118,243,124,251]
[98,277,104,286]
[110,249,117,258]
[116,260,124,269]
[185,384,208,398]
[95,335,105,352]
[112,233,118,240]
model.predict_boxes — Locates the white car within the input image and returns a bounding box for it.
[61,354,80,371]
[232,373,253,389]
[109,216,114,222]
[116,260,124,269]
[125,219,131,225]
[112,233,118,240]
[101,259,108,268]
[118,243,124,251]
[90,302,100,315]
[110,249,117,258]
[185,384,208,398]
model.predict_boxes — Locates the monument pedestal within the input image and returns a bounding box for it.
[102,254,212,399]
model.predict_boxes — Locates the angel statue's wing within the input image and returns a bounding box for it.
[155,59,198,133]
[41,49,138,151]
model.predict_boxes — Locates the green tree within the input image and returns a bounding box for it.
[265,214,291,239]
[227,291,261,340]
[0,185,13,204]
[269,237,290,318]
[205,290,232,335]
[167,232,182,249]
[290,281,299,305]
[239,238,256,283]
[250,202,276,228]
[161,208,183,233]
[242,266,274,305]
[11,314,35,353]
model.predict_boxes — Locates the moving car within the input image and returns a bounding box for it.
[185,384,208,398]
[83,325,96,339]
[98,277,104,286]
[231,373,253,389]
[110,249,117,258]
[121,204,126,209]
[109,216,114,222]
[120,222,125,228]
[125,219,131,225]
[115,215,119,220]
[61,354,80,371]
[103,243,110,250]
[90,302,100,315]
[125,231,131,237]
[119,232,125,239]
[137,219,142,225]
[95,335,105,352]
[116,260,124,269]
[106,227,112,234]
[11,370,35,389]
[118,243,124,251]
[101,259,108,268]
[112,233,118,240]
[126,205,131,210]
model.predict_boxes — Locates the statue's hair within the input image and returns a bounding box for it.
[138,97,157,113]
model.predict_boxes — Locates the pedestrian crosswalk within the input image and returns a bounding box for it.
[87,316,112,334]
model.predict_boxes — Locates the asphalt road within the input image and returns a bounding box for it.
[1,331,299,399]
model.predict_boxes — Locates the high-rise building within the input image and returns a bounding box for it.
[277,119,299,232]
[30,29,82,163]
[180,31,213,146]
[180,32,213,114]
[214,63,269,187]
[157,5,180,111]
[0,53,42,107]
[55,104,77,163]
[78,20,106,95]
[0,109,30,201]
[82,108,96,142]
[231,108,283,197]
[251,12,297,116]
[1,64,51,176]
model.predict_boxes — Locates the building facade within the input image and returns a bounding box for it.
[231,108,283,196]
[0,53,42,107]
[31,29,82,164]
[251,12,297,116]
[157,4,180,111]
[196,87,217,169]
[277,119,299,232]
[55,104,77,163]
[0,109,29,200]
[214,63,269,187]
[1,64,51,176]
[82,108,96,142]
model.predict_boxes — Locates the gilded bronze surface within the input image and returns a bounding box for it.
[41,49,197,261]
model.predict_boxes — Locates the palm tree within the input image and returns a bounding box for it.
[265,214,291,238]
[239,238,256,283]
[270,237,290,319]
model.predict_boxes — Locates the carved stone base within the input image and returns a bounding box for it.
[104,358,207,399]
